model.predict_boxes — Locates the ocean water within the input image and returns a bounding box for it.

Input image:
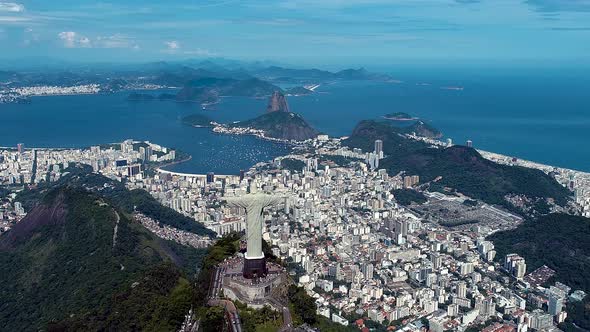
[0,92,290,174]
[1,67,589,173]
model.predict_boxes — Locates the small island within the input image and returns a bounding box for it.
[383,112,418,121]
[181,114,214,128]
[285,86,314,96]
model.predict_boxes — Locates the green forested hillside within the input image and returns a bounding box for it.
[489,213,590,331]
[490,213,590,291]
[0,187,205,331]
[232,111,319,141]
[344,120,570,211]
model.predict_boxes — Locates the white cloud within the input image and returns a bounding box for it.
[58,31,91,48]
[58,31,139,49]
[96,33,138,49]
[0,15,28,23]
[165,40,180,50]
[0,2,24,13]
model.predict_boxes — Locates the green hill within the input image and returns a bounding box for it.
[490,213,590,291]
[489,214,590,330]
[405,120,442,138]
[232,111,319,141]
[344,120,570,212]
[0,186,205,331]
[176,77,280,103]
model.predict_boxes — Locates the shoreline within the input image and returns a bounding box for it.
[407,134,590,177]
[156,155,193,172]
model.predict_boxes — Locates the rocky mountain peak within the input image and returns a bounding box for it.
[266,91,290,113]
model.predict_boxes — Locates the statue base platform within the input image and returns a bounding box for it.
[221,257,287,308]
[243,256,268,279]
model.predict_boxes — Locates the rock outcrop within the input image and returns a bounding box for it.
[266,91,290,113]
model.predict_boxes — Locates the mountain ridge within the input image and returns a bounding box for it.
[0,186,204,331]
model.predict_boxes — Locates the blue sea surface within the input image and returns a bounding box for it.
[0,92,290,174]
[1,67,589,173]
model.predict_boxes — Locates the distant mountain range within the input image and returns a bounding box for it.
[0,58,395,96]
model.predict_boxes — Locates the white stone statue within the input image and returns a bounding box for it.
[225,185,283,260]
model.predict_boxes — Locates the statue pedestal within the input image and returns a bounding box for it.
[243,256,268,279]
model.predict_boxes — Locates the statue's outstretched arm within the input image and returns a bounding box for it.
[225,196,249,209]
[262,195,286,207]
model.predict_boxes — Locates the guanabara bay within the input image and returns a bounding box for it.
[2,1,590,332]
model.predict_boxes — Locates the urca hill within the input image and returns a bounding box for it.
[231,91,319,141]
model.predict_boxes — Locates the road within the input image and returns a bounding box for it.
[208,267,243,332]
[268,298,293,332]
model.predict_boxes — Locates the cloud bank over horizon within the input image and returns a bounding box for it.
[0,0,589,65]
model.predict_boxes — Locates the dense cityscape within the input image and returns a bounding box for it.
[2,1,590,330]
[2,128,589,331]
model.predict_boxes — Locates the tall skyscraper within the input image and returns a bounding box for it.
[139,147,146,161]
[505,254,527,279]
[374,140,383,159]
[457,281,467,298]
[362,263,374,280]
[548,292,564,316]
[17,143,24,154]
[206,172,215,183]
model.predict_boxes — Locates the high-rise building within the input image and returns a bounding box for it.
[392,219,408,244]
[139,147,146,161]
[430,253,442,270]
[548,292,564,316]
[457,281,467,298]
[366,152,379,170]
[447,304,459,317]
[144,146,152,161]
[127,164,141,177]
[403,175,419,188]
[466,140,473,148]
[17,143,24,153]
[362,263,374,280]
[505,254,527,279]
[374,140,384,159]
[206,172,215,183]
[239,169,245,181]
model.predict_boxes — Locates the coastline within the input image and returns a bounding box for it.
[406,134,590,178]
[156,154,193,171]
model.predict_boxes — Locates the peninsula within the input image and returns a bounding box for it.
[211,91,319,141]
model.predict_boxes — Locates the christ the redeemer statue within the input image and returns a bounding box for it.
[225,188,283,279]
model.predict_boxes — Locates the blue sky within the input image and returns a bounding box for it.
[0,0,589,66]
